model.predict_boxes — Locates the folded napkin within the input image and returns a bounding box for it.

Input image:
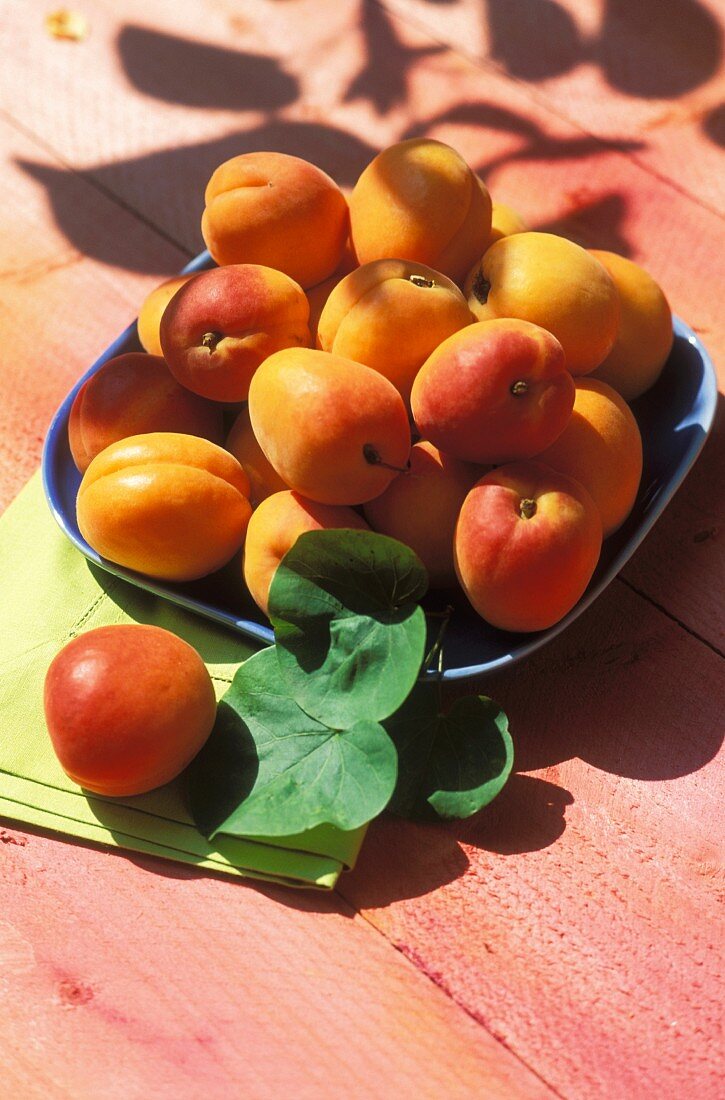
[0,474,367,889]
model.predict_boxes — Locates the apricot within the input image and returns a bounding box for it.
[589,250,673,402]
[464,232,620,374]
[226,405,288,505]
[536,378,643,537]
[488,201,528,245]
[77,433,252,581]
[248,348,411,506]
[317,259,473,404]
[137,275,192,356]
[160,264,310,403]
[454,461,602,632]
[243,490,369,615]
[363,441,482,588]
[44,625,216,796]
[201,151,349,289]
[306,240,358,343]
[349,138,492,285]
[411,318,574,464]
[68,353,223,473]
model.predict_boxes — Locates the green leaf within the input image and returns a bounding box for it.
[385,683,514,820]
[186,647,398,838]
[268,529,429,728]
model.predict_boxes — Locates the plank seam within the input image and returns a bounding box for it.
[617,575,725,658]
[336,884,566,1099]
[0,107,192,262]
[371,0,725,223]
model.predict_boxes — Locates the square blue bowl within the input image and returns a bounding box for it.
[42,251,718,680]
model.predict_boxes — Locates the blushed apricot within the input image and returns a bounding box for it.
[465,232,620,374]
[317,259,473,404]
[201,151,349,289]
[226,405,288,505]
[350,138,492,285]
[589,250,673,402]
[137,275,192,356]
[243,490,369,615]
[68,353,223,473]
[44,625,216,797]
[411,319,574,464]
[363,441,483,588]
[160,264,310,403]
[454,461,602,632]
[77,433,252,581]
[248,348,411,506]
[537,378,643,536]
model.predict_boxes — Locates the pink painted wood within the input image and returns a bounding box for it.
[0,2,722,1096]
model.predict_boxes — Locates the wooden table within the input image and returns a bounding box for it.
[1,2,723,1095]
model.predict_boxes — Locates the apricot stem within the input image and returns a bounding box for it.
[519,498,537,520]
[511,380,528,396]
[362,444,409,474]
[471,268,491,305]
[200,331,222,351]
[408,274,435,288]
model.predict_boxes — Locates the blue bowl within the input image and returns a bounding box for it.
[42,251,718,680]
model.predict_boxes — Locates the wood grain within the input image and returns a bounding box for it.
[0,827,554,1099]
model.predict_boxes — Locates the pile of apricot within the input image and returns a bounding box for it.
[71,139,673,634]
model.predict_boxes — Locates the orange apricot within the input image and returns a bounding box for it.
[589,250,673,402]
[487,201,528,245]
[349,138,492,285]
[201,151,349,289]
[317,259,473,403]
[464,232,620,374]
[137,275,192,356]
[536,378,643,537]
[226,405,288,505]
[243,490,369,615]
[306,240,358,343]
[363,441,483,587]
[77,433,252,581]
[248,348,411,506]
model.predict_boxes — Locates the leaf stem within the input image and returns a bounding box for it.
[421,604,454,679]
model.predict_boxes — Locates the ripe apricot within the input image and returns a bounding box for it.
[363,441,482,588]
[454,461,602,632]
[318,259,473,404]
[465,232,620,374]
[77,433,252,581]
[243,490,369,615]
[160,264,310,403]
[226,405,288,506]
[44,625,216,796]
[411,318,574,464]
[68,353,223,473]
[201,151,349,289]
[349,138,492,285]
[137,275,192,356]
[248,348,411,506]
[536,378,643,537]
[487,201,528,245]
[589,250,673,402]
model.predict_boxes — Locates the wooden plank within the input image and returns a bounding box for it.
[0,826,555,1100]
[339,579,725,1099]
[381,0,725,215]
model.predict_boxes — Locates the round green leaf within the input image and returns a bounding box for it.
[385,683,514,820]
[268,529,428,728]
[187,647,398,838]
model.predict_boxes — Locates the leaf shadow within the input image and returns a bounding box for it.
[336,773,572,907]
[182,701,260,838]
[117,23,299,111]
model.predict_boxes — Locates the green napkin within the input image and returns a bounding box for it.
[0,474,367,889]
